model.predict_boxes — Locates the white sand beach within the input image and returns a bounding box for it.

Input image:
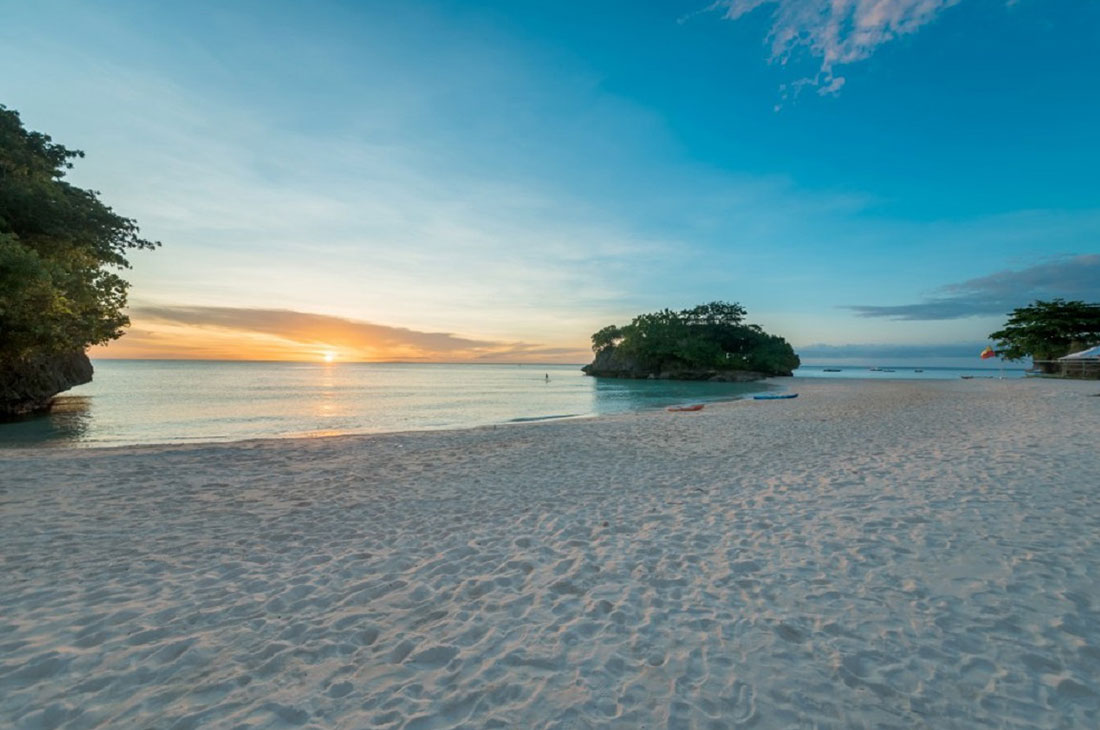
[2,377,1099,729]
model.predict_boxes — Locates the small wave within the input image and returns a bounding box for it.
[507,414,582,423]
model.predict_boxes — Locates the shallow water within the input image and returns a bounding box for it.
[795,364,1026,380]
[0,360,771,448]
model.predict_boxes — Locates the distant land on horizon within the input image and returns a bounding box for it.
[85,354,1020,370]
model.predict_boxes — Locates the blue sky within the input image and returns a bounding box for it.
[2,0,1097,363]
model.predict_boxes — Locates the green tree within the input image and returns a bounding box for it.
[0,105,157,361]
[989,299,1100,363]
[591,324,623,353]
[617,308,688,371]
[679,301,746,327]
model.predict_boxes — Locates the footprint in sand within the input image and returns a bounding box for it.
[406,645,459,668]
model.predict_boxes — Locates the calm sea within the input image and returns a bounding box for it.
[0,360,772,448]
[0,360,1028,449]
[794,365,1026,380]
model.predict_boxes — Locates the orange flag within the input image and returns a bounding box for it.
[980,346,996,359]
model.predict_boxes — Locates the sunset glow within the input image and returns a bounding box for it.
[87,307,590,363]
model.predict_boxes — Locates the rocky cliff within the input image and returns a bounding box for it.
[581,347,776,381]
[0,351,93,419]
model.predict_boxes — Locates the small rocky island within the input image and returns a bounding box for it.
[582,301,799,381]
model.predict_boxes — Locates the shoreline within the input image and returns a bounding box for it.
[2,378,1098,728]
[3,369,1034,453]
[0,376,789,453]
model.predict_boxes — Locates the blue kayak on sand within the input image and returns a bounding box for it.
[753,393,798,400]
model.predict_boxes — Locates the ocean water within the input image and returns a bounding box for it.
[794,365,1027,379]
[0,360,773,448]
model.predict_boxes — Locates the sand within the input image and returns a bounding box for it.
[1,377,1099,729]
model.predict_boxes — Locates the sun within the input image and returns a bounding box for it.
[322,351,336,363]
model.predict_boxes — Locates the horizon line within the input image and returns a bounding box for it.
[89,357,590,366]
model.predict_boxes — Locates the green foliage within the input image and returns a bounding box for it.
[0,105,156,359]
[679,301,746,327]
[591,324,623,353]
[591,301,800,375]
[989,299,1100,362]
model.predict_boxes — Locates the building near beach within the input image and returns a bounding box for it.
[1054,346,1100,379]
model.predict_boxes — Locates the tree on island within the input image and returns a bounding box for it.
[989,299,1100,370]
[584,301,800,379]
[0,105,157,416]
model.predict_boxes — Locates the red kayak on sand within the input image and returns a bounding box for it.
[667,404,704,412]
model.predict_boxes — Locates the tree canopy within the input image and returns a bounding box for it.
[989,299,1100,362]
[0,105,156,361]
[590,301,800,375]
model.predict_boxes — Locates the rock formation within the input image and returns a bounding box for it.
[581,346,779,381]
[0,351,93,419]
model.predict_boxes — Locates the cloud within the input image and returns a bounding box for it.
[0,8,696,347]
[845,254,1100,320]
[117,305,589,362]
[715,0,962,92]
[135,305,492,351]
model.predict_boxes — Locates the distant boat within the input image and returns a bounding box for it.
[753,393,798,400]
[823,368,842,372]
[914,369,924,372]
[667,404,704,412]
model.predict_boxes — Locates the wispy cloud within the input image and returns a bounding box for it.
[106,305,589,363]
[845,254,1100,320]
[714,0,962,93]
